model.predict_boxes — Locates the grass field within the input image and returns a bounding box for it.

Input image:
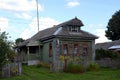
[0,66,120,80]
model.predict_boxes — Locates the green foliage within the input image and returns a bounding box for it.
[36,62,50,68]
[105,10,120,41]
[87,63,100,71]
[10,67,18,76]
[95,48,117,60]
[0,31,16,66]
[15,38,24,46]
[64,62,85,73]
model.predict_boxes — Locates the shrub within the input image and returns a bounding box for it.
[95,48,117,60]
[11,67,18,76]
[87,62,100,71]
[64,62,85,73]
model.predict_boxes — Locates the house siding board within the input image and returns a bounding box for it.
[58,39,93,66]
[50,39,94,72]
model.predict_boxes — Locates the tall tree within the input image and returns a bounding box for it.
[0,31,15,66]
[105,10,120,41]
[15,38,24,46]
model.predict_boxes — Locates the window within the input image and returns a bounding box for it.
[49,43,53,57]
[82,44,88,56]
[29,46,36,54]
[63,44,68,55]
[69,26,79,32]
[74,44,79,55]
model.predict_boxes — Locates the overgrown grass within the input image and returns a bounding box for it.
[0,66,120,80]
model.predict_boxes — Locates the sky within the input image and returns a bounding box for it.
[0,0,120,43]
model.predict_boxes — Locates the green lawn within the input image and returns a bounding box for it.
[0,66,120,80]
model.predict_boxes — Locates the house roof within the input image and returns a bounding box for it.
[30,17,97,41]
[108,45,120,49]
[60,17,84,27]
[95,39,120,50]
[17,39,30,47]
[18,17,98,47]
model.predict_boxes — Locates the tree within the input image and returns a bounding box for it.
[0,31,15,66]
[105,10,120,41]
[15,38,24,46]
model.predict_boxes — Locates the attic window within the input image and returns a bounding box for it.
[69,26,79,32]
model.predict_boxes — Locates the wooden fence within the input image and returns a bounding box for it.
[0,62,22,78]
[96,58,120,68]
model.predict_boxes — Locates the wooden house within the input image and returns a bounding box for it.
[17,17,98,71]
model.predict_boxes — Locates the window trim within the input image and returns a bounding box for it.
[73,43,79,55]
[62,44,68,55]
[49,43,53,57]
[69,26,79,32]
[82,44,88,56]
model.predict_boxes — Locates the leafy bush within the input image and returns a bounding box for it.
[95,48,117,60]
[11,67,18,76]
[87,62,100,71]
[64,62,85,73]
[0,31,16,66]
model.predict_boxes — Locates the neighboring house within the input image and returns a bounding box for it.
[17,17,98,71]
[95,40,120,57]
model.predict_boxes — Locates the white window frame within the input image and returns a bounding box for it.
[71,26,78,32]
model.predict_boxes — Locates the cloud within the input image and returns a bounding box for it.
[15,13,32,20]
[0,0,43,12]
[0,17,9,32]
[20,17,59,39]
[66,0,80,8]
[83,24,110,43]
[95,28,110,43]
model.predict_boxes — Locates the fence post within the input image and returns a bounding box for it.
[18,63,22,75]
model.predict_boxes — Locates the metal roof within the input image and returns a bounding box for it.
[108,45,120,49]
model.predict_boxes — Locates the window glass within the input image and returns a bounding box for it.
[71,26,78,32]
[63,44,68,55]
[29,47,36,54]
[74,44,79,54]
[82,44,88,56]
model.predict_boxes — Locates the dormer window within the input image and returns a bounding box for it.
[69,26,79,32]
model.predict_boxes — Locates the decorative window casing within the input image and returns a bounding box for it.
[82,44,88,56]
[74,44,79,55]
[63,44,68,55]
[69,26,79,32]
[49,43,53,57]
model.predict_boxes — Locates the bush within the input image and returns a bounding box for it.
[87,62,100,71]
[95,48,117,60]
[0,31,16,66]
[64,62,85,73]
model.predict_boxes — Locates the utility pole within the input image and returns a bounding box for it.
[36,0,39,32]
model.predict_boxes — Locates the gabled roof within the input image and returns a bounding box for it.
[18,17,98,47]
[30,17,97,41]
[95,39,120,50]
